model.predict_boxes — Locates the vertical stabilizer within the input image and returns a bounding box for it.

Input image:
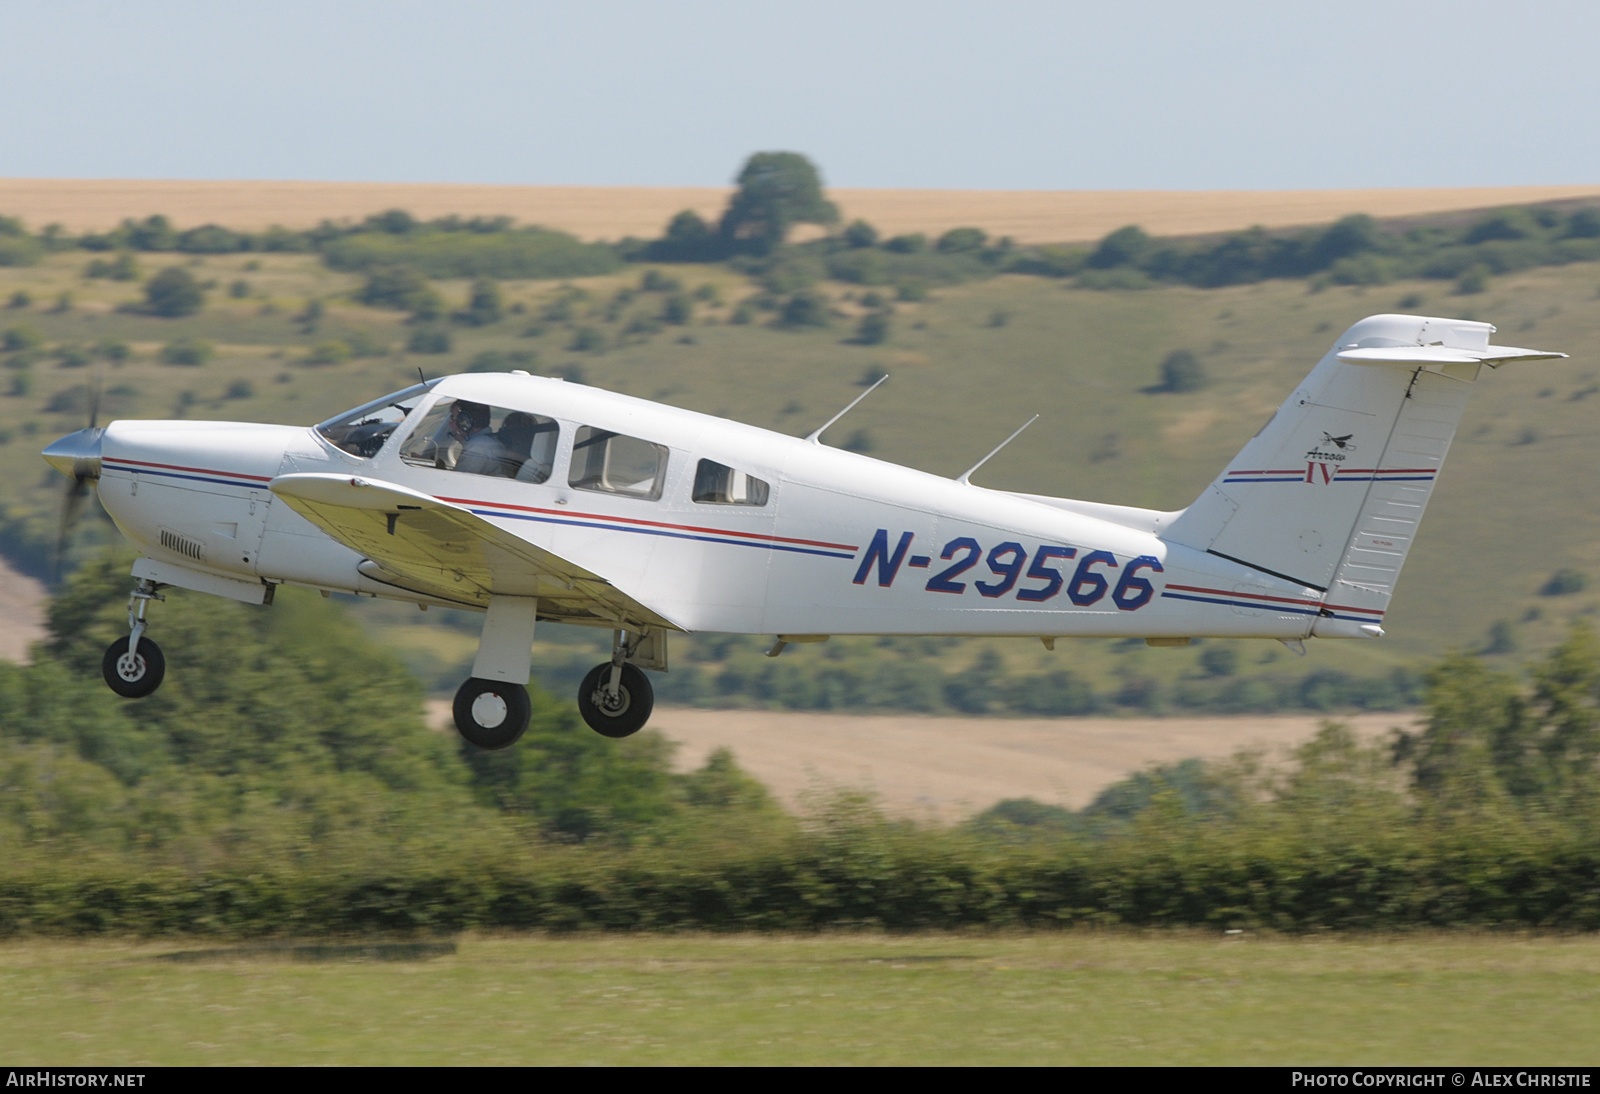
[1164,314,1563,634]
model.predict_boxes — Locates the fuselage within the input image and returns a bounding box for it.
[91,372,1332,641]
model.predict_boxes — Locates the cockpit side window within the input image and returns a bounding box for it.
[569,426,667,499]
[398,397,560,482]
[692,459,770,506]
[314,382,434,458]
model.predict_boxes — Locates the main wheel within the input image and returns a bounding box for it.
[102,636,166,698]
[578,662,654,739]
[452,677,531,750]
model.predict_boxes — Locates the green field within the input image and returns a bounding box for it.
[2,245,1597,700]
[4,933,1598,1065]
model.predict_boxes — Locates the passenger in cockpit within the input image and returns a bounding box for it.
[492,411,538,478]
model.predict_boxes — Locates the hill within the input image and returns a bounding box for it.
[1,195,1597,718]
[2,178,1598,243]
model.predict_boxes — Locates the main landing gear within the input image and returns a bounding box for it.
[452,676,532,750]
[577,629,655,739]
[102,579,165,698]
[449,626,657,749]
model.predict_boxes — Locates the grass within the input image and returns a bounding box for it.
[3,248,1598,695]
[3,932,1598,1065]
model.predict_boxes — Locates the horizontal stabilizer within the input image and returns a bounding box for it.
[1337,344,1567,367]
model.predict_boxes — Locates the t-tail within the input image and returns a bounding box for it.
[1164,314,1565,638]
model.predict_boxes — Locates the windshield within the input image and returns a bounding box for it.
[314,382,437,458]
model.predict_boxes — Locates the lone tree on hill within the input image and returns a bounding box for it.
[143,266,204,317]
[719,152,838,256]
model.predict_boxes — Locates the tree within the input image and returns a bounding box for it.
[718,152,838,256]
[142,266,204,317]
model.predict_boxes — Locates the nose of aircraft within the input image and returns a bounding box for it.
[42,426,105,481]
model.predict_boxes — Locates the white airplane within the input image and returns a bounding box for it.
[42,313,1564,749]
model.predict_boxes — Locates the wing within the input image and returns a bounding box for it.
[268,472,679,630]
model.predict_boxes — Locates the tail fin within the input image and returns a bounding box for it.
[1165,314,1564,637]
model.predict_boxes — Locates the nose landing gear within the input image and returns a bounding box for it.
[102,579,165,698]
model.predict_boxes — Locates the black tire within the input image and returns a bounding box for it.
[577,662,654,739]
[102,636,165,699]
[452,677,531,750]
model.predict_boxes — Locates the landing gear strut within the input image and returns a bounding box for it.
[102,579,165,698]
[578,630,654,739]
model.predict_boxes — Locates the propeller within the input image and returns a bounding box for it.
[42,368,105,585]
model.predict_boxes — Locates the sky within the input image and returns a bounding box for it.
[1,0,1596,191]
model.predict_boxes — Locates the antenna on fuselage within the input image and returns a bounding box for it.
[957,414,1039,485]
[804,373,888,445]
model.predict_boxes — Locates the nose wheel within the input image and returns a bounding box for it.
[102,634,165,698]
[102,579,165,698]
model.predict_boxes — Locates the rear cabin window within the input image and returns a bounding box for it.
[569,426,668,500]
[398,397,559,482]
[693,459,770,506]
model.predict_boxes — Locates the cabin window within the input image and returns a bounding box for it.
[569,426,668,500]
[314,382,434,458]
[398,397,559,482]
[692,459,770,506]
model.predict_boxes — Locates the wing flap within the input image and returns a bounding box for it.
[268,472,678,629]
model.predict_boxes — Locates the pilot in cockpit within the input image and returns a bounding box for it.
[448,401,505,474]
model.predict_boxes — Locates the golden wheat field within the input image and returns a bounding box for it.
[3,178,1599,242]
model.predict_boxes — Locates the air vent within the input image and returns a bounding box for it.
[159,528,204,561]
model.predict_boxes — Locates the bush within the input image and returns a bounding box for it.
[160,338,214,366]
[458,279,503,326]
[1157,349,1207,392]
[645,210,723,262]
[94,339,131,364]
[779,290,830,328]
[936,227,987,254]
[569,326,605,353]
[84,253,140,281]
[53,344,91,369]
[1540,569,1587,596]
[304,340,352,366]
[1455,263,1490,295]
[143,267,205,317]
[1089,225,1152,269]
[2,324,43,352]
[1198,643,1239,677]
[405,327,452,355]
[842,219,878,248]
[851,310,890,345]
[323,227,620,280]
[358,266,433,311]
